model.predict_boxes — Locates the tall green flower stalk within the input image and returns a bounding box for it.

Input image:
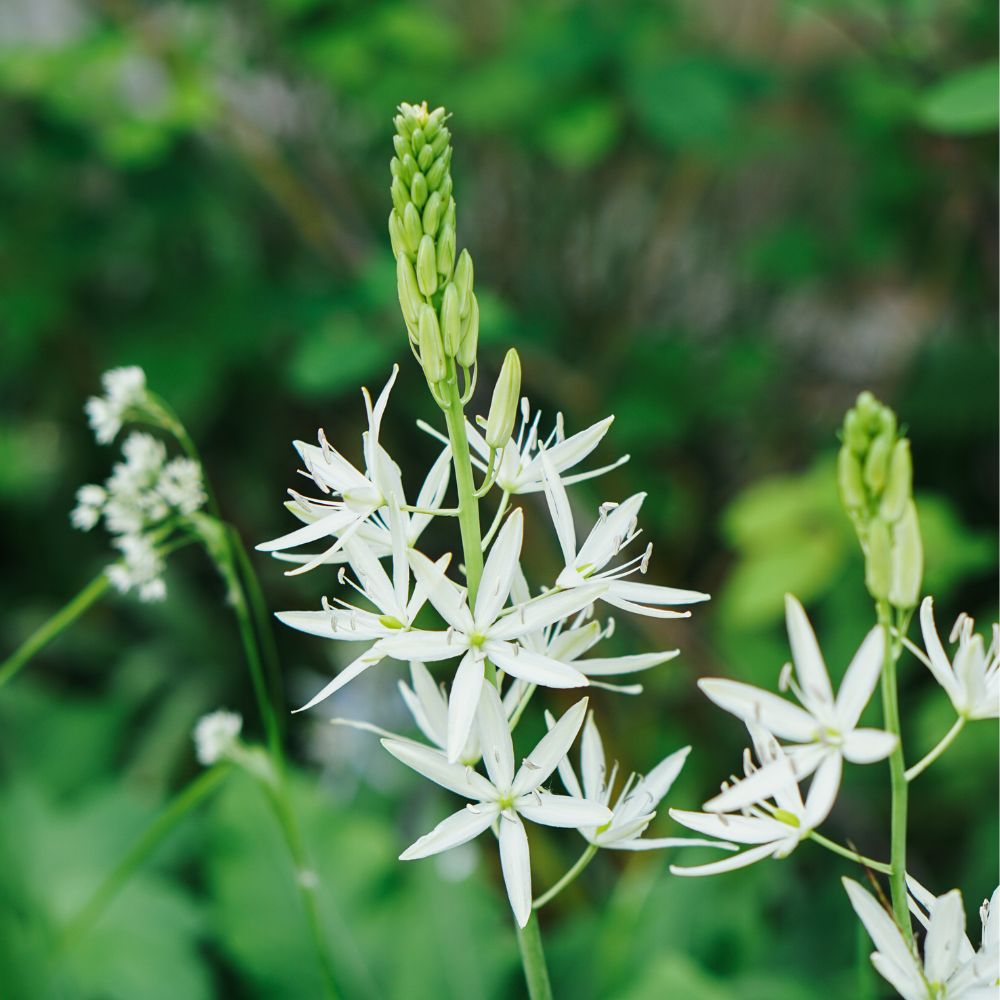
[389,100,551,998]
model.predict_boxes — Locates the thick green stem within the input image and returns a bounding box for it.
[533,843,598,909]
[0,573,110,688]
[516,912,554,1000]
[59,764,230,948]
[877,602,911,942]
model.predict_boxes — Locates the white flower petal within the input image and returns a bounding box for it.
[256,508,356,552]
[599,592,691,619]
[703,755,799,814]
[924,889,966,984]
[843,879,922,986]
[519,415,614,485]
[842,728,898,765]
[486,641,588,690]
[868,954,924,1000]
[612,836,738,852]
[447,652,486,763]
[576,650,680,677]
[475,508,523,628]
[489,584,606,642]
[606,580,710,607]
[407,549,473,633]
[476,682,515,790]
[376,629,466,663]
[803,752,841,829]
[513,696,589,796]
[407,661,448,742]
[381,738,496,801]
[631,746,691,811]
[919,596,962,702]
[292,649,384,713]
[834,627,886,730]
[668,808,788,845]
[544,710,584,799]
[698,678,818,742]
[399,805,496,861]
[546,621,603,663]
[785,594,834,709]
[669,841,780,877]
[579,712,606,802]
[499,813,533,928]
[539,451,577,567]
[516,792,612,829]
[575,494,646,572]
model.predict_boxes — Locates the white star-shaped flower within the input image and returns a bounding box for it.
[912,597,999,721]
[383,686,612,927]
[539,453,709,619]
[668,725,841,877]
[844,875,999,1000]
[697,594,896,807]
[377,507,605,760]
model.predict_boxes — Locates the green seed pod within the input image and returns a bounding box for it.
[863,431,893,496]
[388,210,408,260]
[417,143,434,172]
[411,127,425,152]
[430,127,450,157]
[418,306,446,383]
[889,500,922,610]
[402,202,423,255]
[837,445,866,512]
[456,292,479,368]
[436,224,456,279]
[440,283,461,357]
[396,254,422,329]
[411,171,428,208]
[416,235,438,297]
[422,191,443,238]
[426,152,449,191]
[865,518,892,603]
[401,153,417,184]
[485,349,522,449]
[454,249,474,315]
[879,439,912,524]
[390,176,408,215]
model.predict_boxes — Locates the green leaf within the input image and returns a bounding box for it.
[917,61,999,134]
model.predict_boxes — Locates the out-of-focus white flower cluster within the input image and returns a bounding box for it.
[73,370,207,601]
[193,710,243,765]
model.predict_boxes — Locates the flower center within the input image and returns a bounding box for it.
[378,615,405,630]
[773,809,801,828]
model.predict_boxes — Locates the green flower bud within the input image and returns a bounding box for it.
[411,127,425,152]
[837,445,866,512]
[395,111,415,137]
[843,410,868,455]
[442,196,456,231]
[889,500,922,610]
[422,191,443,238]
[856,390,880,423]
[438,173,453,204]
[485,349,521,449]
[877,405,897,442]
[393,134,407,159]
[417,143,434,172]
[429,127,450,157]
[416,235,438,297]
[400,153,417,184]
[863,431,893,496]
[396,253,422,330]
[425,106,446,137]
[402,202,423,255]
[441,283,462,357]
[426,150,451,191]
[388,210,407,260]
[419,305,446,383]
[411,172,428,208]
[879,439,912,524]
[390,156,402,178]
[454,249,474,315]
[390,176,408,215]
[436,224,456,279]
[456,292,479,368]
[865,518,892,602]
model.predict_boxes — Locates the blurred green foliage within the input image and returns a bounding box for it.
[0,0,996,996]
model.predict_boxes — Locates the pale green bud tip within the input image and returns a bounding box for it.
[879,439,912,524]
[889,500,922,610]
[485,348,521,449]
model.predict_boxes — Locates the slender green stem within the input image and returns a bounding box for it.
[533,843,598,909]
[905,716,965,782]
[0,573,110,688]
[515,912,554,1000]
[877,601,912,943]
[59,764,231,948]
[808,832,892,874]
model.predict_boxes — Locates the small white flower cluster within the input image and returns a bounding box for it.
[193,710,243,765]
[74,370,207,602]
[261,367,723,926]
[84,365,149,444]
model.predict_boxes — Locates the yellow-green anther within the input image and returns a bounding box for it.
[837,445,866,512]
[889,500,922,610]
[378,614,405,630]
[400,154,417,184]
[865,518,892,602]
[388,210,407,260]
[880,439,912,524]
[402,202,423,255]
[419,305,446,383]
[485,348,521,449]
[456,293,479,368]
[390,176,408,215]
[397,254,422,330]
[422,191,443,238]
[416,235,438,297]
[441,283,461,357]
[863,431,893,496]
[454,249,473,315]
[436,224,456,279]
[773,808,800,828]
[411,172,428,208]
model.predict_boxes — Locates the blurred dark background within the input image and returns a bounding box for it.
[0,1,996,997]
